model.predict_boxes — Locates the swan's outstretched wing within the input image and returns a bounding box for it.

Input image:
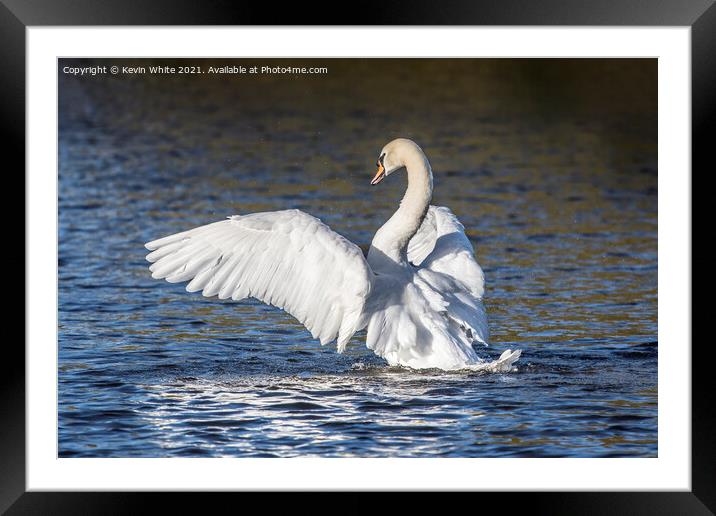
[145,209,372,351]
[408,206,485,298]
[407,206,488,345]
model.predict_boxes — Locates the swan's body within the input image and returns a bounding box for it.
[145,138,520,371]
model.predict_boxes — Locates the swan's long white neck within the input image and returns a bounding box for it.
[368,147,433,269]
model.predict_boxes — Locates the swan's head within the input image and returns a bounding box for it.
[371,138,424,186]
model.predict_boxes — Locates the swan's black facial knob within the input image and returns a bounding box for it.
[371,153,386,185]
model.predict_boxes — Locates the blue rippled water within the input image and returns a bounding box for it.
[58,58,657,457]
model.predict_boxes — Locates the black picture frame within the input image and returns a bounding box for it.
[5,0,710,512]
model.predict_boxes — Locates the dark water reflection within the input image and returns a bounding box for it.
[58,58,657,457]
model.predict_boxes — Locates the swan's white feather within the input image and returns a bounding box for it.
[416,267,489,346]
[408,206,485,299]
[364,273,484,370]
[146,209,372,351]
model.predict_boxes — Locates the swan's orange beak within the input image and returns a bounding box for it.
[371,162,386,185]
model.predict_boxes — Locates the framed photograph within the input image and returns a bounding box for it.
[9,0,709,511]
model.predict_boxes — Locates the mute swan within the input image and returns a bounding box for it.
[145,138,521,372]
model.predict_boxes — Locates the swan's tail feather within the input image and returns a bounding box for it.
[466,349,521,373]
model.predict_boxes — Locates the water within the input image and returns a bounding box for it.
[58,58,657,457]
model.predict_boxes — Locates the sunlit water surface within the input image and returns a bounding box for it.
[59,59,657,457]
